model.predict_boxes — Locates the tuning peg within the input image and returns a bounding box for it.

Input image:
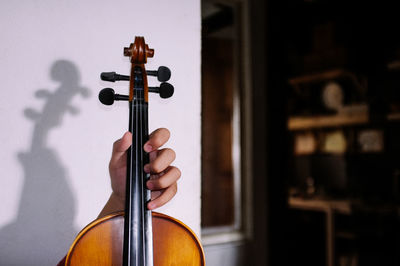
[149,82,174,99]
[99,88,129,105]
[146,66,171,82]
[100,72,130,82]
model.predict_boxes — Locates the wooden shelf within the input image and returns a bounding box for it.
[288,196,353,266]
[387,112,400,121]
[288,113,368,130]
[288,112,400,130]
[288,69,365,92]
[288,196,352,214]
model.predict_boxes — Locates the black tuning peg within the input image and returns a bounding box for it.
[99,88,129,105]
[146,66,171,82]
[149,82,174,99]
[100,72,130,82]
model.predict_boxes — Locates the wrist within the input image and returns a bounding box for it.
[98,192,125,218]
[110,192,125,210]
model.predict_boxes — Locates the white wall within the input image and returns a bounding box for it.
[0,0,201,265]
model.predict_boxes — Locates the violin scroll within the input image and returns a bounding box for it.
[123,37,154,63]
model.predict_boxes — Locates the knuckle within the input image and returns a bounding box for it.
[151,137,164,148]
[172,183,178,195]
[112,140,118,150]
[151,162,163,173]
[162,128,171,139]
[151,128,170,147]
[176,168,181,180]
[164,148,176,160]
[112,138,123,152]
[157,127,169,135]
[155,178,168,189]
[172,166,181,180]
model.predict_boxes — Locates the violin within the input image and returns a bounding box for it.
[65,37,205,266]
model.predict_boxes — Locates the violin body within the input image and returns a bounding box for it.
[66,212,205,265]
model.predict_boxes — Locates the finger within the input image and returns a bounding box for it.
[147,166,181,190]
[144,148,176,174]
[144,128,170,153]
[110,132,132,167]
[147,183,178,210]
[113,132,132,153]
[149,149,159,162]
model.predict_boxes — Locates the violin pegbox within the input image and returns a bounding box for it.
[99,37,174,105]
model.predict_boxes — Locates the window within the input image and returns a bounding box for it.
[201,0,251,243]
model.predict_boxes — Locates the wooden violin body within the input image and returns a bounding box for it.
[65,37,205,265]
[66,212,205,265]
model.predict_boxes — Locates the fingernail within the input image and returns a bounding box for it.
[147,181,154,190]
[144,164,150,173]
[148,202,156,210]
[144,143,153,152]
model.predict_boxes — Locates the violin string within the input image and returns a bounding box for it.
[127,98,134,265]
[135,98,140,265]
[144,99,153,266]
[140,94,146,265]
[139,66,148,265]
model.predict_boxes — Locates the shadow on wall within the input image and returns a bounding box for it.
[0,60,90,266]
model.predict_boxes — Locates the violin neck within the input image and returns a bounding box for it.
[123,66,153,266]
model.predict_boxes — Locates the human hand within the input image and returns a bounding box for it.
[108,128,180,211]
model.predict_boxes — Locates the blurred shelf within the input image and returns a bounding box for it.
[335,231,356,240]
[387,60,400,71]
[387,112,400,121]
[288,196,352,214]
[288,113,368,130]
[288,112,400,130]
[288,196,353,266]
[288,69,365,92]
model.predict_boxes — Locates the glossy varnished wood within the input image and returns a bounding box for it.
[66,213,124,265]
[152,212,205,266]
[125,37,152,102]
[66,212,205,266]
